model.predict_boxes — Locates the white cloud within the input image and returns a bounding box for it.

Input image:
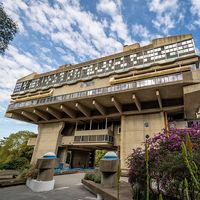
[96,0,119,16]
[0,45,53,101]
[196,47,200,55]
[152,14,175,33]
[148,0,180,34]
[132,24,162,45]
[0,105,6,113]
[190,0,200,27]
[1,0,132,103]
[96,0,132,44]
[55,47,66,55]
[191,0,200,16]
[17,0,124,59]
[2,0,28,33]
[132,24,151,40]
[40,47,50,54]
[149,0,178,14]
[61,55,76,64]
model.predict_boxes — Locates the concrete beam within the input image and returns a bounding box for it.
[75,103,91,117]
[60,105,76,118]
[5,112,31,123]
[132,94,141,111]
[156,90,162,109]
[33,109,49,121]
[21,111,38,122]
[92,100,106,116]
[38,105,184,124]
[111,97,122,113]
[46,107,62,119]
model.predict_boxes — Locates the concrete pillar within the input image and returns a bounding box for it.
[120,113,165,169]
[60,147,67,163]
[31,122,65,165]
[57,147,68,168]
[26,152,59,192]
[99,151,119,188]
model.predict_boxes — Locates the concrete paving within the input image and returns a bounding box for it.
[0,173,96,200]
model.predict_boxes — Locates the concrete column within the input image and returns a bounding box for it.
[58,147,68,168]
[31,122,65,165]
[120,113,165,169]
[26,152,59,192]
[99,151,119,188]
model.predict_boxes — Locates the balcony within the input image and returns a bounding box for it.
[74,135,113,144]
[61,129,114,146]
[74,129,113,145]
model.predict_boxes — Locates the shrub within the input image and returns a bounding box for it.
[84,173,95,181]
[93,173,101,183]
[1,157,29,170]
[127,126,200,199]
[19,165,38,179]
[84,172,101,183]
[95,150,107,167]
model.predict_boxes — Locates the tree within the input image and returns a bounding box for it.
[95,150,107,167]
[0,131,36,170]
[0,3,18,55]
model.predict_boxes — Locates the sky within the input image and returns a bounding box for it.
[0,0,200,139]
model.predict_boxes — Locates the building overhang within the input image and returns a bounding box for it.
[6,78,191,124]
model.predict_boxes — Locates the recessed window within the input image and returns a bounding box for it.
[80,81,94,88]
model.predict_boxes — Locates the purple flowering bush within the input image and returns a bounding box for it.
[127,125,200,198]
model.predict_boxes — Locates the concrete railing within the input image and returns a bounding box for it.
[75,129,112,136]
[61,136,74,145]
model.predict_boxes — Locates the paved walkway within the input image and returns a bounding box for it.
[0,173,96,200]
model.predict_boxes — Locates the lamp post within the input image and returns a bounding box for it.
[145,134,150,200]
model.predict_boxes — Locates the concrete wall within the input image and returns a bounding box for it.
[53,76,111,96]
[31,122,64,165]
[113,124,120,147]
[120,112,165,169]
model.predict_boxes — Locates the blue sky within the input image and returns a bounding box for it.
[0,0,200,139]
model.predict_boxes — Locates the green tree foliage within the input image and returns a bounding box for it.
[0,3,18,55]
[0,131,36,170]
[95,150,107,167]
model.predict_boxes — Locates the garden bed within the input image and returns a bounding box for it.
[0,178,26,187]
[128,126,200,199]
[82,179,132,200]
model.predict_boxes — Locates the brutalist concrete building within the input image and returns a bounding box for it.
[5,34,200,169]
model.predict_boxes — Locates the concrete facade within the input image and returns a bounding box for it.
[121,113,165,168]
[31,122,64,164]
[5,34,200,169]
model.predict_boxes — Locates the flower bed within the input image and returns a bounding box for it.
[128,125,200,199]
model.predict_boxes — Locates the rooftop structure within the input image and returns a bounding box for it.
[5,34,200,169]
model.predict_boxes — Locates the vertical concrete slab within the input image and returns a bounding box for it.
[120,112,165,169]
[31,122,64,165]
[57,147,68,167]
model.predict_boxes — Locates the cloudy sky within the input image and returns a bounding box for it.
[0,0,200,138]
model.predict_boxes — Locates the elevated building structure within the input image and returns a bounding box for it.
[5,34,200,169]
